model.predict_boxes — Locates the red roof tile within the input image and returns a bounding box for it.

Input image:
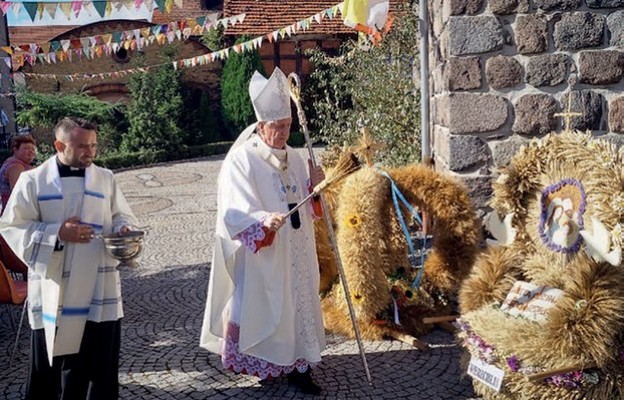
[223,0,353,36]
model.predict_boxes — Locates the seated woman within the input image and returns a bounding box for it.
[0,134,37,276]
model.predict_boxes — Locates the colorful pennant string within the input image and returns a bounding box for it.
[15,3,345,81]
[1,0,181,21]
[5,13,246,68]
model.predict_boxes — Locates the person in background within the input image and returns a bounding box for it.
[0,133,37,214]
[0,134,37,276]
[0,116,138,400]
[200,67,326,395]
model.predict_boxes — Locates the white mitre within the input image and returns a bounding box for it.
[249,67,292,122]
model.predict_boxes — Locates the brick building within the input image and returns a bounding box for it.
[223,0,355,78]
[10,1,223,102]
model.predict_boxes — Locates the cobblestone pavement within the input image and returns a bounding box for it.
[0,154,476,400]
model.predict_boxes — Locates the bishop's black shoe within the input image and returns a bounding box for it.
[287,368,322,395]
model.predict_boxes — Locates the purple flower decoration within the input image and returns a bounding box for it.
[538,178,586,254]
[506,355,519,372]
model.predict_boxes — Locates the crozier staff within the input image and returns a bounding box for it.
[0,116,137,400]
[200,67,326,395]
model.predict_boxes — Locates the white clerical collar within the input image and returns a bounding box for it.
[252,135,288,171]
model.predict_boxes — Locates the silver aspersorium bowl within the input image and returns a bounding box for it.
[102,231,145,268]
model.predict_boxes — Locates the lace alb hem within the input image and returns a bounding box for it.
[221,321,317,379]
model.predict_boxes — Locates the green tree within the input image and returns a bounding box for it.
[305,0,421,167]
[201,24,224,52]
[123,47,185,152]
[15,86,126,156]
[180,87,221,145]
[220,36,265,138]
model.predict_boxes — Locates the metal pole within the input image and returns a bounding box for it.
[419,0,430,161]
[288,73,373,386]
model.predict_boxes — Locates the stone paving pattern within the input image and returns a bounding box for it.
[0,155,476,399]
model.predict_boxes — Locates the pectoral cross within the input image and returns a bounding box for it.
[554,92,582,133]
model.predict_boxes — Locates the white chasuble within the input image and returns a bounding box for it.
[0,157,137,364]
[200,133,326,366]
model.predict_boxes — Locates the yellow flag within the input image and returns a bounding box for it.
[342,0,389,31]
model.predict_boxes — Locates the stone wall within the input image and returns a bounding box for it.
[428,0,624,210]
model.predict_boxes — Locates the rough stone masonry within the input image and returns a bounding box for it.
[428,0,624,211]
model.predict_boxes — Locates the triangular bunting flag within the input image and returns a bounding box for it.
[82,1,93,16]
[173,0,182,8]
[23,2,37,21]
[11,2,20,18]
[1,46,12,55]
[207,12,217,25]
[0,2,11,15]
[134,0,142,8]
[43,3,58,19]
[36,2,44,20]
[59,2,72,19]
[164,0,172,12]
[72,1,82,17]
[93,1,107,17]
[80,37,90,49]
[3,57,11,69]
[112,31,123,44]
[154,0,164,10]
[122,0,133,10]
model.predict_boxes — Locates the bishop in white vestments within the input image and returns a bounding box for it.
[0,117,137,400]
[200,68,326,395]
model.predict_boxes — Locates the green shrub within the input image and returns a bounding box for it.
[123,47,186,152]
[15,86,126,156]
[96,141,233,170]
[304,0,421,167]
[287,131,306,147]
[221,36,265,139]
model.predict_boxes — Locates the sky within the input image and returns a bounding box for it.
[8,0,154,26]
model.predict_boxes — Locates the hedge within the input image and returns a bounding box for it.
[95,141,233,170]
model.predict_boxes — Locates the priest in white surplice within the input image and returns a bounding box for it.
[200,68,326,395]
[0,117,137,400]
